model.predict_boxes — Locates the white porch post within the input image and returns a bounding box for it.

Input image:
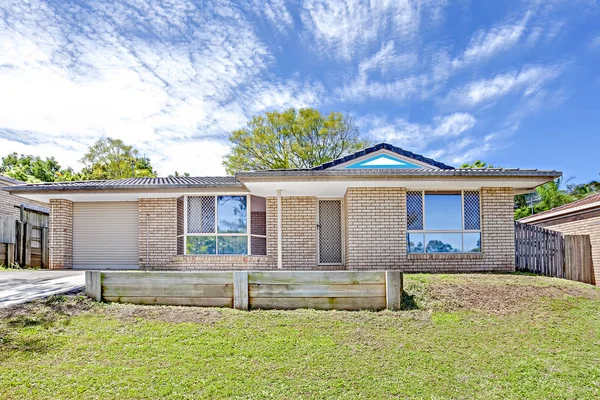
[277,189,283,269]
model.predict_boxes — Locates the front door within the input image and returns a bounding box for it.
[318,200,343,265]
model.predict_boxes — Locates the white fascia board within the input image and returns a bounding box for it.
[242,177,551,197]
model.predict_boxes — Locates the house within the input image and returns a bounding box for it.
[4,143,560,272]
[519,193,600,284]
[0,174,49,220]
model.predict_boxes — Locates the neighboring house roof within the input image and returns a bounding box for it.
[519,193,600,223]
[3,176,243,192]
[0,174,50,213]
[0,174,27,185]
[312,143,454,170]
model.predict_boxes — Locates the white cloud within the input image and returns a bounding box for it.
[432,113,476,137]
[444,64,563,107]
[337,41,423,102]
[248,0,295,32]
[429,124,519,165]
[300,0,446,60]
[591,35,600,48]
[0,0,324,175]
[357,41,418,75]
[452,13,531,68]
[359,112,477,153]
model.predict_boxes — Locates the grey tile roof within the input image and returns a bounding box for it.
[5,176,242,192]
[236,168,562,178]
[0,174,27,185]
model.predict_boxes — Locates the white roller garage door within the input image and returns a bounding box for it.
[73,202,139,270]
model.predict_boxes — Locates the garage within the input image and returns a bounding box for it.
[73,202,139,270]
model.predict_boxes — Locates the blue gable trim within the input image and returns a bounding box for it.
[344,154,421,169]
[312,143,455,170]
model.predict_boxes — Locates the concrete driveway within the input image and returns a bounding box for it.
[0,270,85,308]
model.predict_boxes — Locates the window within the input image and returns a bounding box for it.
[182,195,250,255]
[406,191,481,253]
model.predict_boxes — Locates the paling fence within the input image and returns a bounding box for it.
[0,211,49,268]
[515,222,595,285]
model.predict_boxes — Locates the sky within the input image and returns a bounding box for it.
[0,0,599,182]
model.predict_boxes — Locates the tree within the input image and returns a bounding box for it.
[460,160,494,168]
[568,174,600,199]
[223,108,370,174]
[514,177,575,220]
[425,240,459,253]
[0,153,80,183]
[80,138,156,180]
[169,171,190,177]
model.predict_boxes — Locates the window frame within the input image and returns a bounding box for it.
[407,190,482,254]
[181,194,261,256]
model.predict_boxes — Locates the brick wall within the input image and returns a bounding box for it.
[534,210,600,285]
[344,187,515,272]
[141,197,277,270]
[267,196,323,269]
[46,189,516,272]
[139,198,178,269]
[49,199,73,269]
[251,211,266,235]
[345,188,406,269]
[170,254,273,270]
[0,178,48,218]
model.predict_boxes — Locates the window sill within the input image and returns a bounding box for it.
[407,253,484,260]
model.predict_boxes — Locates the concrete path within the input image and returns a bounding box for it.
[0,270,85,308]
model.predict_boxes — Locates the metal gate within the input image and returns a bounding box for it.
[317,200,343,265]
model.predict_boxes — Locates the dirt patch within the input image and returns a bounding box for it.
[0,294,95,327]
[422,275,600,315]
[102,303,225,325]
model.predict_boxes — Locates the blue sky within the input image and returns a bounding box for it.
[0,0,599,182]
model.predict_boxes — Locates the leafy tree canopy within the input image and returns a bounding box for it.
[514,177,576,220]
[80,138,156,180]
[0,153,82,183]
[461,160,590,220]
[1,138,157,183]
[223,108,370,174]
[567,175,600,199]
[460,160,494,168]
[169,171,190,177]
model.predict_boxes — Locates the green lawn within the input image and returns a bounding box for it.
[1,273,600,399]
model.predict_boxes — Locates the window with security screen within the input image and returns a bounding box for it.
[177,195,266,256]
[406,191,481,254]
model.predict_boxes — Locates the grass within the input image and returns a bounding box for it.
[1,274,600,399]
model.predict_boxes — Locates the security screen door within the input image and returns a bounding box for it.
[318,200,343,264]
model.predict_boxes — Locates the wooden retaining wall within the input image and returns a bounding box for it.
[86,270,403,311]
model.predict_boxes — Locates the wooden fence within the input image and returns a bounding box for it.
[564,235,595,284]
[515,222,595,285]
[515,221,564,278]
[85,270,404,311]
[0,214,49,268]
